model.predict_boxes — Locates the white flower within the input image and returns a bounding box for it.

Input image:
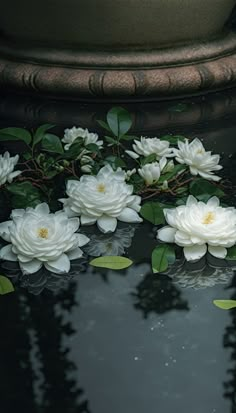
[0,203,90,275]
[138,158,167,185]
[62,127,103,150]
[84,226,136,257]
[174,138,222,181]
[157,195,236,261]
[125,168,136,181]
[60,165,143,234]
[126,137,174,160]
[0,152,21,185]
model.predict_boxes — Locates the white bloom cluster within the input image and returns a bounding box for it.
[62,126,103,150]
[0,203,89,274]
[138,157,167,186]
[126,137,174,160]
[0,152,21,185]
[174,138,222,181]
[157,195,236,261]
[60,165,143,233]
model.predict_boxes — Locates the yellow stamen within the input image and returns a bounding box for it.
[202,212,215,225]
[37,227,49,239]
[97,183,106,193]
[196,149,204,155]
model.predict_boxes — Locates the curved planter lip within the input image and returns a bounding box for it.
[0,0,236,47]
[0,31,236,69]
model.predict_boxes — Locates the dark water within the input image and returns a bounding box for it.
[1,91,236,413]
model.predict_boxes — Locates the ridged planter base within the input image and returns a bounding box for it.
[1,31,236,101]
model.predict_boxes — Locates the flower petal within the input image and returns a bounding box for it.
[125,150,139,159]
[44,254,71,274]
[81,215,97,225]
[76,233,90,247]
[184,244,207,261]
[34,203,50,215]
[0,220,12,242]
[157,226,176,243]
[97,216,117,233]
[67,247,83,260]
[19,259,43,275]
[207,196,220,208]
[117,208,143,223]
[208,246,227,259]
[0,244,17,261]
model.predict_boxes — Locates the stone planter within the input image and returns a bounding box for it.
[0,0,236,100]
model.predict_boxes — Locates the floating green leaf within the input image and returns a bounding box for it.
[33,124,55,146]
[89,256,133,270]
[0,127,32,145]
[106,107,132,138]
[42,133,64,154]
[152,244,176,273]
[213,300,236,310]
[0,275,14,295]
[226,246,236,260]
[140,202,166,225]
[190,179,224,200]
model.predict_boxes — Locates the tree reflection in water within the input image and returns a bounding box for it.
[132,268,189,319]
[223,274,236,412]
[0,280,91,413]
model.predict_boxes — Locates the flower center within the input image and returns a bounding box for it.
[97,183,106,193]
[202,211,215,225]
[196,149,204,155]
[37,227,49,239]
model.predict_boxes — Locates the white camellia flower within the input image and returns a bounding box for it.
[60,164,143,233]
[0,152,21,185]
[62,126,103,150]
[174,138,222,181]
[157,195,236,261]
[138,158,167,185]
[0,203,90,275]
[125,137,174,160]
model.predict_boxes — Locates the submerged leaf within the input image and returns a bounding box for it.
[89,256,133,270]
[213,300,236,310]
[0,275,14,295]
[152,244,175,273]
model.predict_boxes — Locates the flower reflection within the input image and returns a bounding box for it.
[1,259,87,295]
[84,226,136,257]
[165,256,235,289]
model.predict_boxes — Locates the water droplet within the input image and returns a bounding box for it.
[165,362,169,367]
[134,357,139,361]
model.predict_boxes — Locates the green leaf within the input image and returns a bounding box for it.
[33,124,55,146]
[140,202,166,225]
[226,246,236,260]
[213,300,236,310]
[160,134,186,144]
[121,135,138,141]
[106,107,132,138]
[85,143,100,153]
[41,133,64,154]
[0,275,14,295]
[158,164,186,183]
[105,136,118,145]
[168,103,189,113]
[64,138,84,159]
[190,179,224,200]
[0,127,32,144]
[152,244,175,273]
[97,120,112,133]
[141,154,157,166]
[6,181,42,208]
[89,256,133,270]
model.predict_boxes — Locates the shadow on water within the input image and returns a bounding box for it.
[0,282,91,413]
